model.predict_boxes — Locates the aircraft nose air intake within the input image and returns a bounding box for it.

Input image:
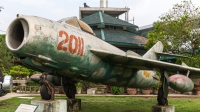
[6,18,29,51]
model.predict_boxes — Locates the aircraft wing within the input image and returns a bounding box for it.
[90,48,200,78]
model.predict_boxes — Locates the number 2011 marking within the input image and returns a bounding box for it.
[57,30,84,56]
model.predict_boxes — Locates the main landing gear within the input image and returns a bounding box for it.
[39,72,77,100]
[39,73,55,100]
[157,70,169,105]
[62,77,77,99]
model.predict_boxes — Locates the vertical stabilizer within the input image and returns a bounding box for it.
[142,41,163,60]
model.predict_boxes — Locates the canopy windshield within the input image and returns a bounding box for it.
[65,17,95,36]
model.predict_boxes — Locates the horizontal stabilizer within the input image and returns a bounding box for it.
[155,52,188,58]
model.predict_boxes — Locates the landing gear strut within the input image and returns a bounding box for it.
[157,70,168,105]
[62,77,77,99]
[40,73,55,100]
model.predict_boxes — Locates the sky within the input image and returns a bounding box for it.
[1,0,200,34]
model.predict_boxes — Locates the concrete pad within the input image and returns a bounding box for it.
[152,105,175,112]
[67,98,81,111]
[31,100,67,112]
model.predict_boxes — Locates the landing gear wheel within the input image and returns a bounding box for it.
[64,84,76,99]
[39,73,55,100]
[62,77,77,99]
[40,84,51,100]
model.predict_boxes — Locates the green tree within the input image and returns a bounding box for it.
[145,21,171,52]
[145,0,200,68]
[0,34,15,74]
[9,65,31,78]
[146,0,200,56]
[0,35,39,75]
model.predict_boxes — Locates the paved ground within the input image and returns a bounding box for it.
[0,93,200,101]
[0,93,35,101]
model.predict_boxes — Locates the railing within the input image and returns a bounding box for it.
[18,86,64,94]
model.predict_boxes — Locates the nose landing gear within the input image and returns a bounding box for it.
[39,73,55,100]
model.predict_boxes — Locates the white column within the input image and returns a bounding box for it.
[125,11,129,22]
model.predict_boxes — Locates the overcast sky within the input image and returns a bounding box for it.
[1,0,200,34]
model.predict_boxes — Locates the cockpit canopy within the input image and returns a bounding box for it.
[58,17,95,36]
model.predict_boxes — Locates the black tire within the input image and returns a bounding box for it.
[40,84,51,100]
[64,84,76,99]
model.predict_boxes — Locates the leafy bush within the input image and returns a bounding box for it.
[76,82,82,90]
[81,81,90,91]
[27,81,39,86]
[153,72,162,90]
[96,88,102,92]
[9,65,30,78]
[111,86,123,95]
[0,34,14,74]
[12,88,16,92]
[35,87,39,92]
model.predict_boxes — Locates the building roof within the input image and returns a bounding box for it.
[102,13,137,28]
[81,12,101,25]
[79,7,130,18]
[93,29,147,46]
[139,24,153,30]
[137,24,153,37]
[81,11,147,48]
[81,11,138,28]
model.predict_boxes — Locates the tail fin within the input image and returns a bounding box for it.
[142,41,163,60]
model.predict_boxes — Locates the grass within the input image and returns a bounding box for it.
[0,95,200,112]
[0,97,32,112]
